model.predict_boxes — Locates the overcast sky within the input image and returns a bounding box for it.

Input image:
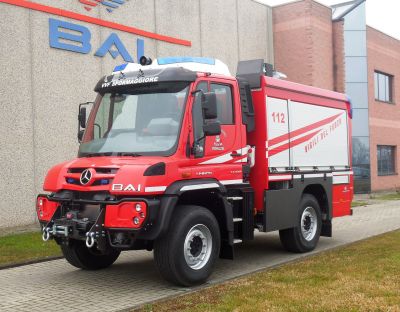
[259,0,400,40]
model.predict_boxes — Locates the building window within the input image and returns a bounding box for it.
[374,71,393,103]
[377,145,396,176]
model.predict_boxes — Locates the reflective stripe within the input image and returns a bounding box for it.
[144,186,167,193]
[269,175,292,181]
[220,179,243,185]
[293,173,333,179]
[180,183,220,191]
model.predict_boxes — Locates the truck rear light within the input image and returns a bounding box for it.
[36,196,58,221]
[105,202,147,228]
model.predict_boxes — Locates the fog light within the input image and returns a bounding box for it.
[133,217,140,225]
[135,204,142,212]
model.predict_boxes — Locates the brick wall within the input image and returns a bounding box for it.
[273,0,336,90]
[332,20,345,93]
[368,26,400,191]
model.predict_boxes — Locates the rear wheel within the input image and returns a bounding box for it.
[154,205,221,286]
[279,194,322,253]
[61,240,120,270]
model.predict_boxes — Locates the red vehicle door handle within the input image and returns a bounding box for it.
[230,152,242,157]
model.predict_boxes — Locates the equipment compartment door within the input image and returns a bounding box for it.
[266,97,290,171]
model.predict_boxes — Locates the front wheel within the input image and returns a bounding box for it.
[61,240,120,270]
[154,205,221,286]
[279,194,322,253]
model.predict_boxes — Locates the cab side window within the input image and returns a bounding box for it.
[210,83,234,125]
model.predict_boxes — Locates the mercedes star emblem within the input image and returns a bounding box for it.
[80,169,93,185]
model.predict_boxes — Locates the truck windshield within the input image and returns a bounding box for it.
[79,82,190,157]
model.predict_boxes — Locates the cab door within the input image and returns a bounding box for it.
[191,80,244,183]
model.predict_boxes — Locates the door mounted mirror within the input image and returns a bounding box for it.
[201,92,218,120]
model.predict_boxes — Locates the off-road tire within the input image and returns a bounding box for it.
[61,240,120,270]
[279,194,322,253]
[154,205,221,286]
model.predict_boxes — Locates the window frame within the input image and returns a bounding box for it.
[374,71,394,104]
[210,82,235,125]
[377,145,397,176]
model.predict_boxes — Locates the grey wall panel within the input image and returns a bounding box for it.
[200,0,239,74]
[346,82,369,108]
[155,0,202,58]
[351,108,369,137]
[237,0,271,65]
[344,31,367,56]
[30,12,103,194]
[343,2,366,31]
[0,6,35,227]
[345,57,368,83]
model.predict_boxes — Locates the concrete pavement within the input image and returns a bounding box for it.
[0,201,399,312]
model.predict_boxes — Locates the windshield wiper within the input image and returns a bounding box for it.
[116,152,143,157]
[83,152,114,158]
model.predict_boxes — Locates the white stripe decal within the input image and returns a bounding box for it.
[199,153,232,165]
[199,146,249,165]
[332,171,353,176]
[333,175,350,184]
[293,173,333,179]
[220,179,244,185]
[145,186,167,193]
[269,175,292,181]
[180,183,220,191]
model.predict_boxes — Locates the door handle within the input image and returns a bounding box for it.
[230,152,242,157]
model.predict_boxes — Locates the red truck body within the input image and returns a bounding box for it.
[36,57,353,286]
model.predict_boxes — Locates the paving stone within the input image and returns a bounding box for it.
[0,202,399,312]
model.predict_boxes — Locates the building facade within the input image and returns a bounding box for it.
[0,0,274,228]
[0,0,399,228]
[273,0,400,194]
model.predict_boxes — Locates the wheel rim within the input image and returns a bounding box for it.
[301,206,317,241]
[183,224,212,270]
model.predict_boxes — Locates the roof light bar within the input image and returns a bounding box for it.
[157,57,216,66]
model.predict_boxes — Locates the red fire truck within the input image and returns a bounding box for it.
[36,57,353,286]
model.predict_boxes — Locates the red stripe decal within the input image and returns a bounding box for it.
[0,0,192,47]
[269,113,342,147]
[269,129,321,157]
[79,0,98,7]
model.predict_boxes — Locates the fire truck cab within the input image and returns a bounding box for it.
[36,57,353,286]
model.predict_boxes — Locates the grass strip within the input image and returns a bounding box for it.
[0,231,61,267]
[138,230,400,312]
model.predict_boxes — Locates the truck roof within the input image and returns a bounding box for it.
[264,76,348,103]
[114,57,231,76]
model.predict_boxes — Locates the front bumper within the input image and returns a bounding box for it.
[37,193,161,250]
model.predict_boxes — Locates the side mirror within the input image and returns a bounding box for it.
[203,121,221,136]
[78,107,87,129]
[77,129,85,142]
[201,92,218,120]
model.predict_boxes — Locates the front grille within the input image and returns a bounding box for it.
[68,168,118,174]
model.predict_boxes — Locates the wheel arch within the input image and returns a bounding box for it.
[141,179,233,250]
[302,183,332,237]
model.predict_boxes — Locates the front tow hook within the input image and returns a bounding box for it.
[42,227,52,242]
[86,232,96,248]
